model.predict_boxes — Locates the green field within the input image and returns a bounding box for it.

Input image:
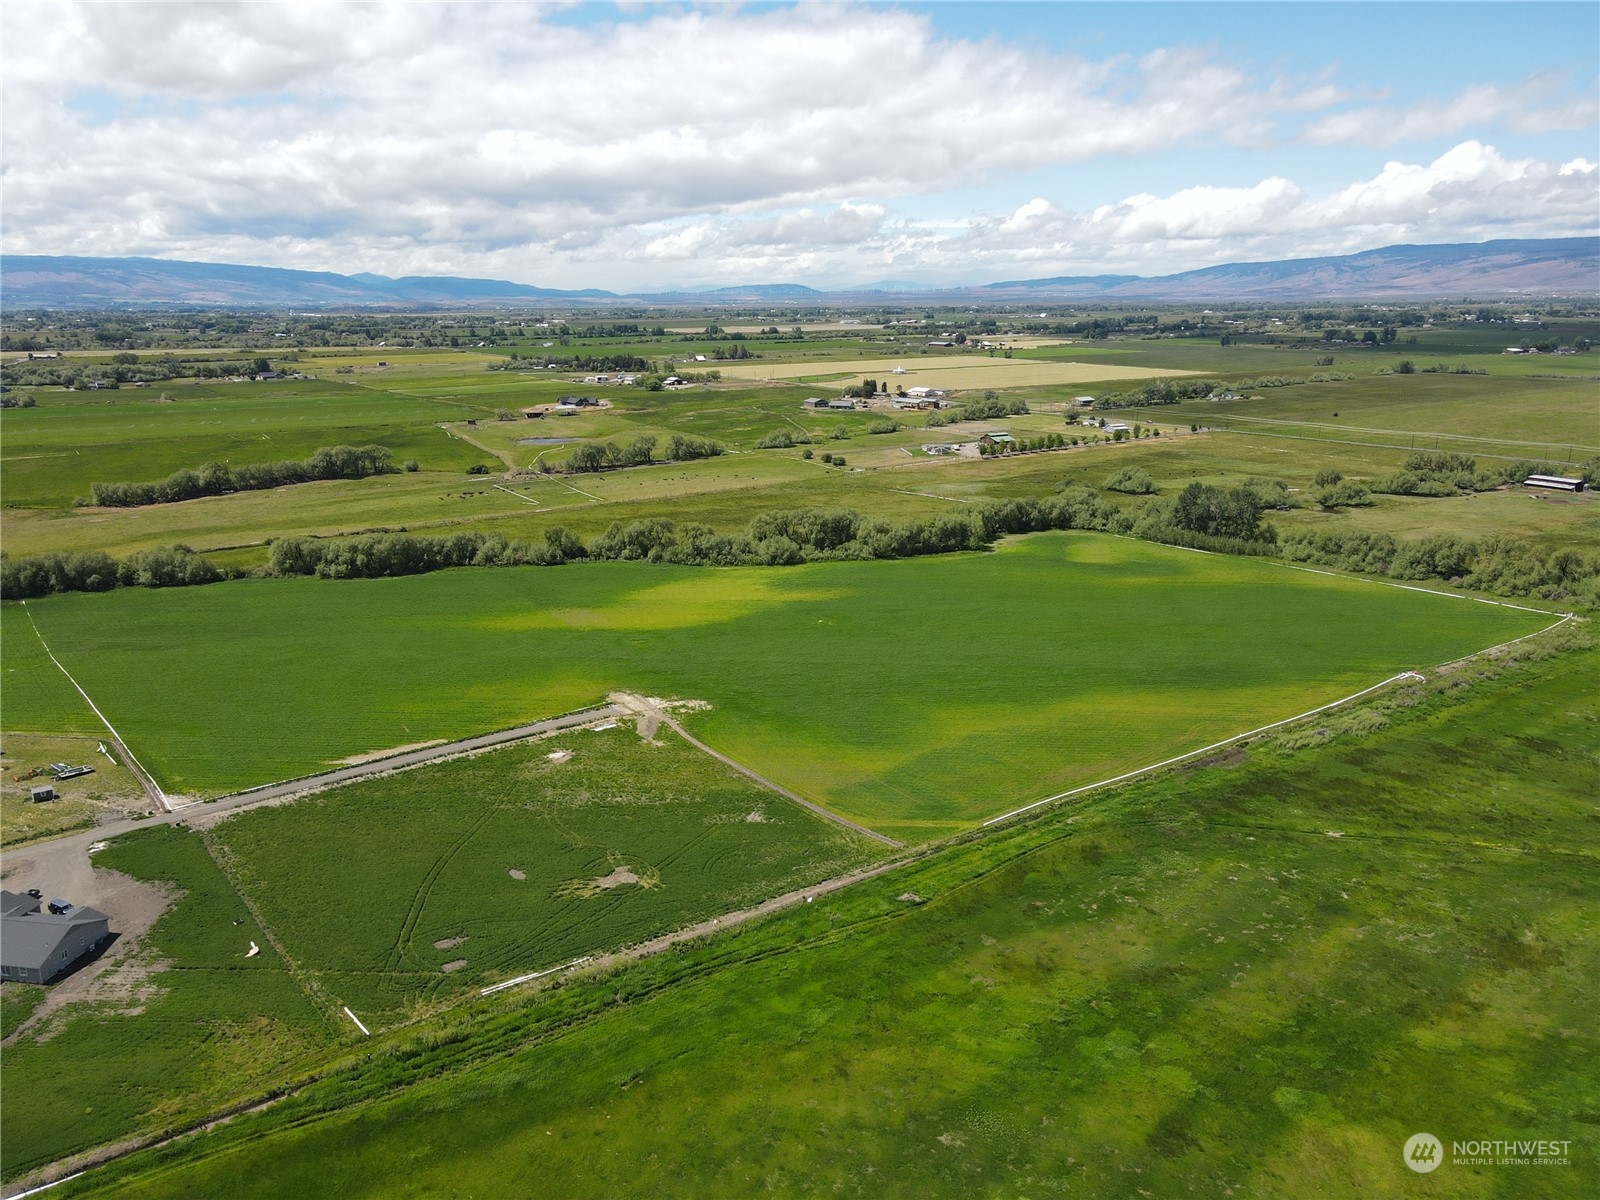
[210,724,883,1018]
[3,308,1595,1194]
[0,826,334,1179]
[0,725,882,1182]
[54,632,1599,1199]
[11,533,1551,839]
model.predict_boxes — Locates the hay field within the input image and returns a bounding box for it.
[714,355,1200,389]
[10,532,1548,841]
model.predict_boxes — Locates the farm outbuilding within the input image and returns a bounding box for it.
[0,891,112,984]
[30,785,56,803]
[1524,474,1585,492]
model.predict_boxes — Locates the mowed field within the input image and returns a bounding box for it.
[11,533,1552,840]
[58,637,1600,1200]
[716,354,1198,388]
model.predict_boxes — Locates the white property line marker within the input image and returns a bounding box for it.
[342,1006,371,1037]
[20,602,169,811]
[983,670,1428,828]
[9,1172,87,1198]
[481,956,591,996]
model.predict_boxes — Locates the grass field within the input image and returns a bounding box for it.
[0,379,495,509]
[0,826,335,1180]
[55,632,1598,1199]
[0,733,148,846]
[716,354,1199,388]
[209,724,884,1018]
[3,317,1594,1194]
[11,533,1552,839]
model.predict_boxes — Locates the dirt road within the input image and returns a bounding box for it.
[608,692,902,849]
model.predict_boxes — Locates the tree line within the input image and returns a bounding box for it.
[1,545,224,598]
[88,445,397,507]
[7,477,1596,607]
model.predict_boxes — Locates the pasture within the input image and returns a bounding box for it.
[716,354,1198,389]
[12,533,1551,839]
[58,633,1599,1200]
[0,379,493,510]
[208,724,883,1019]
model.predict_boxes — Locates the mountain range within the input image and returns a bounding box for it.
[2,238,1595,308]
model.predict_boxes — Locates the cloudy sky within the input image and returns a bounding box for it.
[3,1,1596,290]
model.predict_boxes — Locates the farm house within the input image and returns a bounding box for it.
[0,892,112,985]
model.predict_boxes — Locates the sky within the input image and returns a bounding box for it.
[2,1,1596,291]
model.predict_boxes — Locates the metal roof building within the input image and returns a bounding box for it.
[0,890,112,985]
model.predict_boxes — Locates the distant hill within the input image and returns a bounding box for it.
[979,238,1599,300]
[2,238,1594,308]
[0,256,617,307]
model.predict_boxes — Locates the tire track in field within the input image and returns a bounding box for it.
[385,800,507,973]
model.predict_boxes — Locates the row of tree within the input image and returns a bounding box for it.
[9,483,1598,606]
[0,545,224,598]
[89,445,397,507]
[1281,530,1599,604]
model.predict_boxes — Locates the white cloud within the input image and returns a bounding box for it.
[1,4,1592,288]
[2,0,1342,281]
[673,141,1593,286]
[1305,70,1599,147]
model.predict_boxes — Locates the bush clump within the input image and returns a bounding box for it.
[1104,466,1157,495]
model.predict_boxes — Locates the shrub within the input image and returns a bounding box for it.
[665,435,724,462]
[755,430,796,449]
[1315,481,1373,509]
[1104,466,1157,495]
[867,419,901,435]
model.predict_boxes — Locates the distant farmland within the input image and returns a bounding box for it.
[11,533,1550,840]
[715,354,1198,389]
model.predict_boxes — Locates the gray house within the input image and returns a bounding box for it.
[0,891,112,984]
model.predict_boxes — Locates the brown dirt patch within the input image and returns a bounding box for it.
[508,868,527,881]
[556,862,657,899]
[433,936,467,950]
[594,865,639,889]
[1185,746,1248,770]
[440,959,468,973]
[744,809,767,823]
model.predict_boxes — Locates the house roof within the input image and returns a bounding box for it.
[1,890,40,918]
[1,905,110,973]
